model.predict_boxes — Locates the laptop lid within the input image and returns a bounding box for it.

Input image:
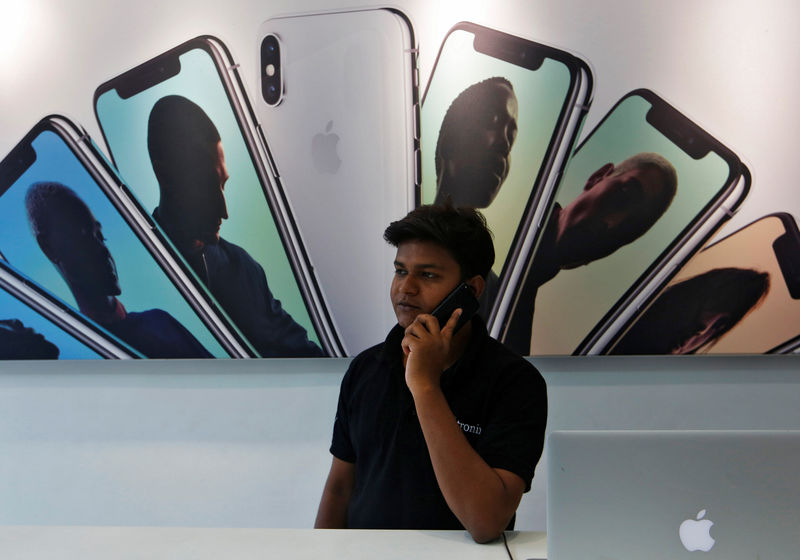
[546,430,800,560]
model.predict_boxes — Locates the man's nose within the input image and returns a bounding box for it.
[398,274,418,294]
[490,128,512,153]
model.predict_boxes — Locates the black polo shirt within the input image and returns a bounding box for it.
[330,317,547,530]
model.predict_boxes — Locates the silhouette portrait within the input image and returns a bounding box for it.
[505,152,679,354]
[25,181,211,358]
[147,95,323,357]
[434,77,518,209]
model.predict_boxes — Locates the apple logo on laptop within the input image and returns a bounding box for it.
[311,120,341,174]
[679,509,715,552]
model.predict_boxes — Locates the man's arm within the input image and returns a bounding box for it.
[402,313,526,543]
[314,457,355,528]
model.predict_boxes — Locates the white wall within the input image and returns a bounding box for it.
[1,356,798,530]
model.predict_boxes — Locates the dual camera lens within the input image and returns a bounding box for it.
[261,35,282,106]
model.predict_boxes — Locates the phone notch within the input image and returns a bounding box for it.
[774,227,800,299]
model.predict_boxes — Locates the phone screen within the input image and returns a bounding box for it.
[0,279,104,360]
[508,90,745,355]
[421,24,586,293]
[611,214,800,354]
[95,38,328,356]
[0,124,227,358]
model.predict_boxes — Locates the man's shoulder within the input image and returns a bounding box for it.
[345,340,389,375]
[340,327,403,388]
[124,308,172,325]
[216,236,251,258]
[213,236,264,271]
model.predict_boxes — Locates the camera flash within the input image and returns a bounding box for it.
[265,64,276,77]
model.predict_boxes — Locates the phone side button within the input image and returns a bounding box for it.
[415,147,421,187]
[257,123,281,178]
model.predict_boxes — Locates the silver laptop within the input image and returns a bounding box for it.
[547,430,800,560]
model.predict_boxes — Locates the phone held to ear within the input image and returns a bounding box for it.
[431,283,480,334]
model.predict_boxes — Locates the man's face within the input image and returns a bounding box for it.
[390,240,463,328]
[41,200,121,296]
[556,163,668,268]
[179,140,229,244]
[442,82,518,208]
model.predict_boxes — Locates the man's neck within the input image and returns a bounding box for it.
[74,292,126,324]
[153,205,204,252]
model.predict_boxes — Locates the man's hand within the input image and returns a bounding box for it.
[401,309,462,393]
[402,309,526,543]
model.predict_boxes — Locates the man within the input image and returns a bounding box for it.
[315,204,547,543]
[25,181,211,358]
[146,95,323,357]
[504,152,678,354]
[432,77,519,318]
[434,77,519,209]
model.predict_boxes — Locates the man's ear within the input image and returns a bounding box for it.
[465,275,485,300]
[583,162,614,191]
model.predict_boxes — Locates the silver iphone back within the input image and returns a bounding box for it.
[256,8,418,355]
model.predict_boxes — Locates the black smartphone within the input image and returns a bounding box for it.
[497,89,750,356]
[608,213,800,355]
[0,116,251,359]
[94,35,343,357]
[431,282,480,334]
[420,22,593,319]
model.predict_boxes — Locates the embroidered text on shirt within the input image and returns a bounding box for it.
[457,420,482,435]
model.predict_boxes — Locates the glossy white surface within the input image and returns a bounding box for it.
[0,527,543,560]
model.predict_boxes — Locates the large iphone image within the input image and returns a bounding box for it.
[0,117,234,358]
[609,213,800,355]
[500,89,750,356]
[94,36,342,357]
[255,8,418,355]
[420,22,592,322]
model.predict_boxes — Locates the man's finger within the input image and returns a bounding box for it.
[415,313,440,333]
[440,308,463,338]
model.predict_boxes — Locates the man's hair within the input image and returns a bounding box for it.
[613,152,678,239]
[25,181,87,238]
[147,95,221,186]
[435,77,514,179]
[383,204,495,280]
